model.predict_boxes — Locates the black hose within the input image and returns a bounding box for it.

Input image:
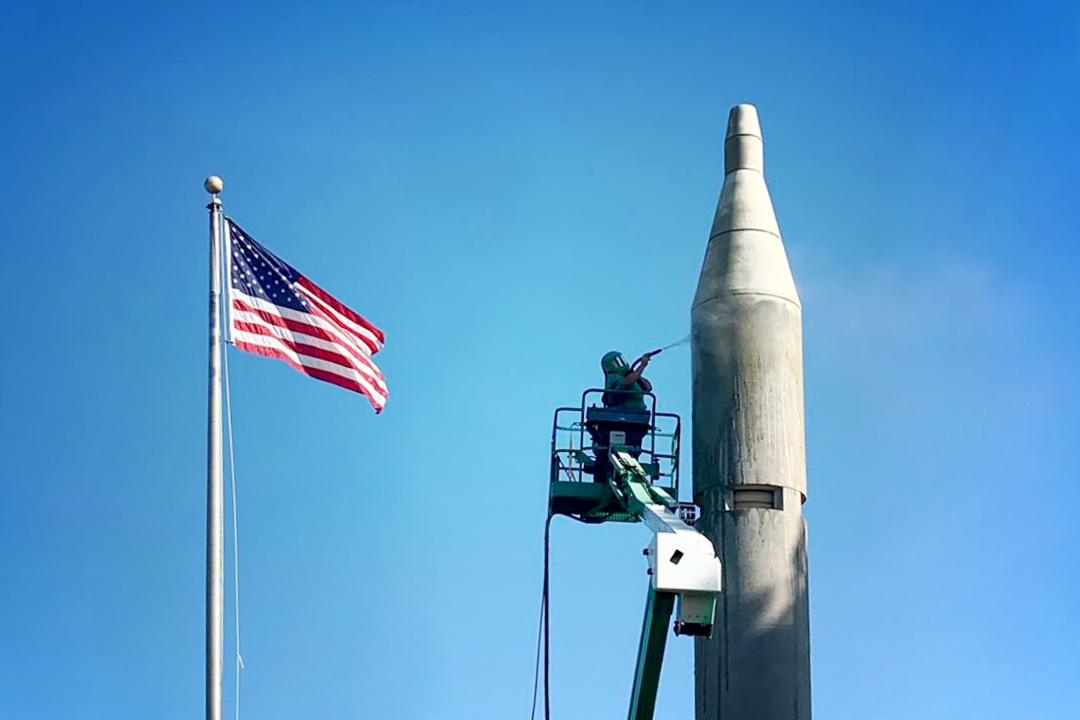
[530,514,553,720]
[544,513,551,720]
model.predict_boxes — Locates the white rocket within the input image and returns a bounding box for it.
[691,104,812,720]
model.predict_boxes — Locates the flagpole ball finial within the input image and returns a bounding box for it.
[204,175,224,195]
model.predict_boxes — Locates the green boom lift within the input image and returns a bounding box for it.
[548,388,722,720]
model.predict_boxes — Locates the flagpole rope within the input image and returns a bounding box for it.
[222,294,244,720]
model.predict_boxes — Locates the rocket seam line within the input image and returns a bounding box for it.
[692,290,801,308]
[708,227,780,241]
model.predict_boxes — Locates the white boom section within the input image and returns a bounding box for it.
[642,502,722,629]
[610,452,723,630]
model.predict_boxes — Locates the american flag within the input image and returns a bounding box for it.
[226,219,388,413]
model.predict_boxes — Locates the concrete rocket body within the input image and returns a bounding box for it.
[691,105,811,720]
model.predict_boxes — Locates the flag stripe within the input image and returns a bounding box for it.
[230,297,387,389]
[295,283,383,352]
[233,289,380,357]
[232,330,387,410]
[297,277,385,344]
[231,329,386,406]
[231,313,388,393]
[300,296,382,359]
[295,284,384,354]
[233,340,385,411]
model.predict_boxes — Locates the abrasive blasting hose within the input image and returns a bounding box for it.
[544,514,551,720]
[530,514,553,720]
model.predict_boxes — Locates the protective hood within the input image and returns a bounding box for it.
[601,351,629,374]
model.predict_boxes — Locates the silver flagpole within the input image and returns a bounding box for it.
[204,175,226,720]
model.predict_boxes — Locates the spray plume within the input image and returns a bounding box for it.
[639,334,690,362]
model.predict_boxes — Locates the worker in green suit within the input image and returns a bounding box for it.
[601,351,653,411]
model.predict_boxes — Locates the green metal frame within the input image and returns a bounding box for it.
[560,453,683,720]
[549,388,681,524]
[548,397,692,720]
[627,587,676,720]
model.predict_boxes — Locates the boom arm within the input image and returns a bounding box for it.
[610,452,722,720]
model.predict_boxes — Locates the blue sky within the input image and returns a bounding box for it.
[2,2,1078,719]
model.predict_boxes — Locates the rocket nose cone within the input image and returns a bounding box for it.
[726,104,762,140]
[725,104,764,174]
